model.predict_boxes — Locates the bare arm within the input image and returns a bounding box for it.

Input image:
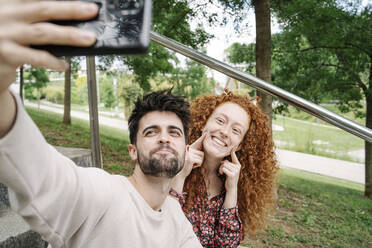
[0,90,16,138]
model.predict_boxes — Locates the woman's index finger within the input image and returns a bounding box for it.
[230,147,239,164]
[190,131,207,150]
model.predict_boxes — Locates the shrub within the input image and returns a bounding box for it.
[44,86,64,104]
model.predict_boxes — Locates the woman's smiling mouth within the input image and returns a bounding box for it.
[211,136,227,147]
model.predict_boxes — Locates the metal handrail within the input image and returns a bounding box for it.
[150,31,372,143]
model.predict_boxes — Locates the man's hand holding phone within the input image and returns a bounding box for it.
[0,0,98,87]
[0,0,98,137]
[35,0,152,56]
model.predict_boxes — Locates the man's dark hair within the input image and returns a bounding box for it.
[128,89,190,144]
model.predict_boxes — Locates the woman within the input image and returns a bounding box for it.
[170,90,278,247]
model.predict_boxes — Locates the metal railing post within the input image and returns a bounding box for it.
[86,56,103,168]
[150,31,372,143]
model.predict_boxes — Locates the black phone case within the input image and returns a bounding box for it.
[34,0,152,56]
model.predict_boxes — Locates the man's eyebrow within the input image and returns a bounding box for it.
[142,125,158,134]
[169,125,183,135]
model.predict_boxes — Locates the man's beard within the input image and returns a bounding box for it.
[137,144,185,178]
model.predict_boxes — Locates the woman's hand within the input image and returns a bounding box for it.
[219,148,241,194]
[171,132,206,194]
[182,132,207,177]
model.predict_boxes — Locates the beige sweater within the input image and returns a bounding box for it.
[0,93,201,248]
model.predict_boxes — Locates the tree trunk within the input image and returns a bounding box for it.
[63,57,72,125]
[253,0,273,129]
[19,66,24,104]
[365,85,372,198]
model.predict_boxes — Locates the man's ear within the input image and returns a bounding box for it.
[128,144,138,160]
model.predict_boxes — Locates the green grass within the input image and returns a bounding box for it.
[242,169,371,248]
[282,104,365,126]
[26,107,134,175]
[27,108,372,248]
[27,99,126,120]
[273,115,364,162]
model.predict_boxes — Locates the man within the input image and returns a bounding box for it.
[0,1,201,247]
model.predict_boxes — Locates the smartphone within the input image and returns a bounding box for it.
[34,0,152,56]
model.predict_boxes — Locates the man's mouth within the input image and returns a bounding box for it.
[151,146,177,156]
[155,149,174,155]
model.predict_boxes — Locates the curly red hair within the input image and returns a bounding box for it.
[183,90,279,237]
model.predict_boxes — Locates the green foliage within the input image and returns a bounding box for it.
[103,83,116,109]
[70,57,82,79]
[44,86,64,104]
[24,86,36,100]
[171,60,214,101]
[270,0,371,118]
[117,0,212,92]
[24,67,49,101]
[227,0,371,120]
[119,80,143,120]
[71,77,88,105]
[121,44,176,92]
[99,74,117,108]
[225,42,256,75]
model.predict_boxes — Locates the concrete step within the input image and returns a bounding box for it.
[0,209,47,248]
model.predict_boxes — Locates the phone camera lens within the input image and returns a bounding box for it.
[120,0,143,10]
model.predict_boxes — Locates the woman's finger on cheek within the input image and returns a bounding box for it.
[192,157,202,168]
[192,163,201,169]
[218,164,225,175]
[195,150,204,158]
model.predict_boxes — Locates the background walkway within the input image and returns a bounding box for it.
[25,101,365,185]
[276,149,364,184]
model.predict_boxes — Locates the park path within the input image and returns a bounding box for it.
[25,101,365,185]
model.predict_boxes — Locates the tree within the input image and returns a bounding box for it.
[63,57,82,125]
[102,80,116,109]
[63,57,72,124]
[117,0,212,93]
[227,35,334,104]
[19,65,24,103]
[217,0,273,128]
[120,81,143,120]
[272,0,372,197]
[172,60,215,101]
[24,67,49,109]
[253,0,273,129]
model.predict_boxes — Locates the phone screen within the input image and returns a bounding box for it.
[33,0,152,56]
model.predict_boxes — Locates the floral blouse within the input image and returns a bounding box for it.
[170,189,242,248]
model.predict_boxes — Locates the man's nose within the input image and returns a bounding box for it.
[158,132,170,144]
